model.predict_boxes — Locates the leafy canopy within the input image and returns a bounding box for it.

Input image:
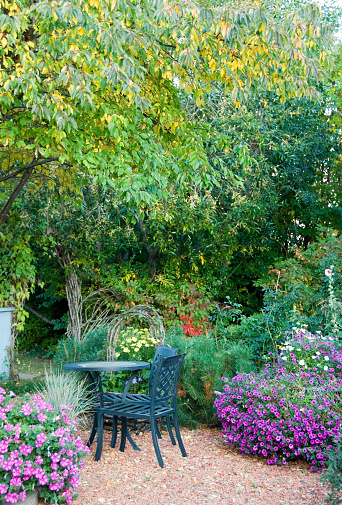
[0,0,333,221]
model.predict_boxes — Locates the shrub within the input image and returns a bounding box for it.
[321,436,342,504]
[0,387,89,504]
[53,326,108,367]
[102,327,160,394]
[214,364,342,471]
[165,326,256,427]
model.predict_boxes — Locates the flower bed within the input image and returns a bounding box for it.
[0,388,89,504]
[214,361,342,471]
[278,329,342,374]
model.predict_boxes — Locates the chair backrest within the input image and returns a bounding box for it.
[150,353,186,406]
[148,345,178,395]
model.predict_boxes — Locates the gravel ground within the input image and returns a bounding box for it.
[58,427,330,505]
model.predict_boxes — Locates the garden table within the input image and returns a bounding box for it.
[64,360,150,459]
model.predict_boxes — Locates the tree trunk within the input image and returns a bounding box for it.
[65,271,82,340]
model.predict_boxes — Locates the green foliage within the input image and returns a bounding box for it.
[17,314,60,355]
[0,214,35,331]
[53,326,107,368]
[321,439,342,505]
[165,326,255,427]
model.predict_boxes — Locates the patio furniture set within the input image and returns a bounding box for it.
[64,346,187,468]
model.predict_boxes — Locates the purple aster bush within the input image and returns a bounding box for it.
[214,364,342,471]
[0,387,89,504]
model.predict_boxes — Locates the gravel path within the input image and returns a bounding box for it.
[61,427,330,505]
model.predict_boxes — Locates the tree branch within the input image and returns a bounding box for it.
[24,304,55,325]
[0,157,59,183]
[0,166,33,226]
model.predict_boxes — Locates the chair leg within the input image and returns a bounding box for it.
[95,411,104,461]
[126,430,141,451]
[151,418,164,468]
[156,422,162,440]
[166,414,176,446]
[119,417,127,453]
[87,412,97,447]
[173,412,187,458]
[110,416,117,448]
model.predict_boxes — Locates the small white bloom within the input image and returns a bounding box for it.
[325,269,332,277]
[281,356,288,361]
[324,366,328,371]
[324,356,329,361]
[329,337,334,341]
[299,360,305,366]
[288,346,294,351]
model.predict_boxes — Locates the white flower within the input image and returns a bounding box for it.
[299,360,305,366]
[324,366,328,371]
[325,269,332,277]
[281,356,288,361]
[288,346,294,351]
[329,337,334,341]
[324,356,329,361]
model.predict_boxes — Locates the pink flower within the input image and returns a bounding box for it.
[19,444,33,457]
[4,492,19,504]
[35,455,43,465]
[21,403,33,416]
[20,492,26,502]
[37,413,47,423]
[50,471,59,481]
[4,423,13,431]
[0,484,8,495]
[5,404,13,413]
[51,453,61,463]
[35,432,47,448]
[9,476,21,487]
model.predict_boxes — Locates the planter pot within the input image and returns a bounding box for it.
[0,307,15,379]
[1,490,38,505]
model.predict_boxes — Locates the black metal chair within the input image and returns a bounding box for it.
[87,345,178,454]
[96,353,187,467]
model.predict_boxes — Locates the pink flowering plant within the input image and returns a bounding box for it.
[214,364,342,471]
[0,388,90,504]
[278,329,342,374]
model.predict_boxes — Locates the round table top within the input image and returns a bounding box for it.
[64,360,150,372]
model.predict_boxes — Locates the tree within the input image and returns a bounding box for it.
[0,0,333,226]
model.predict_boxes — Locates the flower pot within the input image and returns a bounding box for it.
[1,490,38,505]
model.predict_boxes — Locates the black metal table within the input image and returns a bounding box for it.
[64,360,150,458]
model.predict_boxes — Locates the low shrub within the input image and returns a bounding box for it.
[166,326,256,427]
[214,363,342,471]
[53,326,108,367]
[0,387,89,504]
